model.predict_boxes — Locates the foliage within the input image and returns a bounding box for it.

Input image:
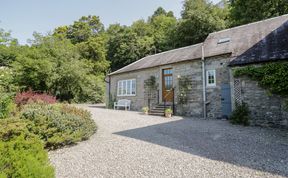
[15,90,57,107]
[144,76,157,90]
[165,108,173,114]
[0,118,31,141]
[233,62,288,96]
[64,15,104,44]
[230,0,288,26]
[148,8,177,52]
[230,102,250,126]
[0,28,18,46]
[0,67,18,94]
[20,103,96,149]
[178,76,192,104]
[142,107,149,113]
[106,25,154,71]
[0,119,55,178]
[106,8,177,71]
[107,94,116,109]
[0,94,16,119]
[144,76,158,101]
[0,45,17,67]
[173,0,228,47]
[12,34,107,103]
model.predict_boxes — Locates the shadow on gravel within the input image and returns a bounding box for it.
[114,119,288,177]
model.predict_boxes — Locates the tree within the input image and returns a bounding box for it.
[149,7,175,21]
[230,0,288,26]
[54,15,104,44]
[76,36,110,74]
[0,28,19,66]
[12,34,106,103]
[0,28,18,46]
[150,14,177,52]
[106,24,155,71]
[173,0,228,47]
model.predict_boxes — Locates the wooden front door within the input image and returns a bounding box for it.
[162,68,173,102]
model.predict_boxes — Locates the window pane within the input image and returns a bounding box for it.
[118,79,136,96]
[117,82,119,95]
[122,80,126,95]
[118,81,122,95]
[127,80,131,95]
[207,70,216,86]
[132,80,136,94]
[165,76,172,90]
[164,69,172,75]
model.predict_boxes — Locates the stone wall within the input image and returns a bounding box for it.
[108,54,233,118]
[173,60,203,117]
[205,55,232,118]
[109,67,160,111]
[236,76,288,129]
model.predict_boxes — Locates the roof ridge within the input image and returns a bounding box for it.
[210,14,288,35]
[108,42,203,75]
[148,42,203,57]
[108,56,148,75]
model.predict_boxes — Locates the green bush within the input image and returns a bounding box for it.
[0,119,55,178]
[0,94,16,119]
[20,103,96,149]
[234,62,288,96]
[230,102,250,126]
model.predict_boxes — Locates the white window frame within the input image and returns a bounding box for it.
[117,79,136,96]
[206,70,216,87]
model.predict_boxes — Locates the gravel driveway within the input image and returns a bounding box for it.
[49,105,288,178]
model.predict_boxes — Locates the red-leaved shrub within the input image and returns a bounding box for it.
[15,90,57,106]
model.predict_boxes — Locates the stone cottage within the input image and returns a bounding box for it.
[107,14,288,129]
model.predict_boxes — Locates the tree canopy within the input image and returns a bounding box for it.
[230,0,288,26]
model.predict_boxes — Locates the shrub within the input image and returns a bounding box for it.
[142,107,149,113]
[165,108,173,114]
[0,119,55,178]
[0,94,16,119]
[15,90,56,107]
[0,118,30,141]
[230,102,250,126]
[20,103,96,149]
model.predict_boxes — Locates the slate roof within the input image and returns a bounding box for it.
[204,14,288,66]
[229,19,288,66]
[109,14,288,75]
[109,43,203,75]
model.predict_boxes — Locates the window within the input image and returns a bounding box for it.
[164,76,173,90]
[163,69,172,75]
[117,79,136,96]
[206,70,216,87]
[218,37,230,44]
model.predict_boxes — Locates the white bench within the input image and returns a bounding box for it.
[114,99,131,110]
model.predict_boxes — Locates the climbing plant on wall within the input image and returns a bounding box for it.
[233,62,288,96]
[177,76,192,104]
[233,61,288,109]
[144,76,158,100]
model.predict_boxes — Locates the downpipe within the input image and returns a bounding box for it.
[201,45,207,119]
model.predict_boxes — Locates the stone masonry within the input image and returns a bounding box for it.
[108,55,288,129]
[236,76,288,129]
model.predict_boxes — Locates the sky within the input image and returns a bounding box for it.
[0,0,220,44]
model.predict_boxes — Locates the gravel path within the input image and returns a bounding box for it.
[49,104,288,178]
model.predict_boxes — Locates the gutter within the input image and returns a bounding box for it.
[201,45,207,119]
